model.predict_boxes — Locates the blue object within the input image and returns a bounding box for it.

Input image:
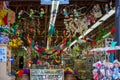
[49,25,55,36]
[56,45,61,50]
[41,0,69,5]
[110,41,117,47]
[109,41,117,63]
[114,0,120,61]
[109,53,114,63]
[10,57,14,65]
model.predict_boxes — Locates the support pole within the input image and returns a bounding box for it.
[115,0,120,61]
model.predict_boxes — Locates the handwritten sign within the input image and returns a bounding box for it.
[0,47,7,62]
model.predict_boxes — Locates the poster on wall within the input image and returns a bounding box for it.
[41,0,69,5]
[30,69,64,80]
[0,47,7,62]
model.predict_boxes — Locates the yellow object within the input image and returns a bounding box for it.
[17,41,22,46]
[0,19,4,25]
[0,10,7,25]
[13,43,17,48]
[0,10,7,18]
[12,39,17,43]
[8,42,13,47]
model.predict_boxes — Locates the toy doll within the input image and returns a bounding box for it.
[74,9,79,18]
[105,64,113,80]
[93,68,99,80]
[112,60,120,80]
[99,64,106,79]
[105,4,109,14]
[63,8,69,18]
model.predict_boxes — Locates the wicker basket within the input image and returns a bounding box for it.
[64,74,77,80]
[21,74,29,80]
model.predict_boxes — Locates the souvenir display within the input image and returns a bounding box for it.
[0,0,116,80]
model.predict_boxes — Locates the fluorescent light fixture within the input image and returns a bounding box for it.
[63,9,115,51]
[47,1,60,49]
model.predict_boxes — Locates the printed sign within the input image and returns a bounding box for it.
[30,69,64,80]
[0,47,7,62]
[41,0,69,5]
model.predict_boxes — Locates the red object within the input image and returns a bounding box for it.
[107,50,116,53]
[69,36,72,40]
[83,36,87,41]
[37,48,44,53]
[62,37,67,43]
[2,14,8,25]
[57,50,61,56]
[110,27,115,34]
[63,30,66,36]
[18,70,24,77]
[92,40,97,45]
[66,64,69,67]
[29,28,34,33]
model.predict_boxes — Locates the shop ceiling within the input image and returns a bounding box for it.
[8,0,115,47]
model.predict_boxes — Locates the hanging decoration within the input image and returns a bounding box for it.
[63,4,103,37]
[8,37,22,49]
[105,4,110,14]
[63,8,69,18]
[39,8,44,18]
[74,9,79,18]
[29,9,34,18]
[18,10,23,19]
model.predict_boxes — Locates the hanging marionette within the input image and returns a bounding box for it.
[39,8,44,18]
[29,9,34,18]
[90,12,95,24]
[18,10,23,19]
[63,8,69,18]
[105,4,110,14]
[110,1,113,10]
[73,9,79,18]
